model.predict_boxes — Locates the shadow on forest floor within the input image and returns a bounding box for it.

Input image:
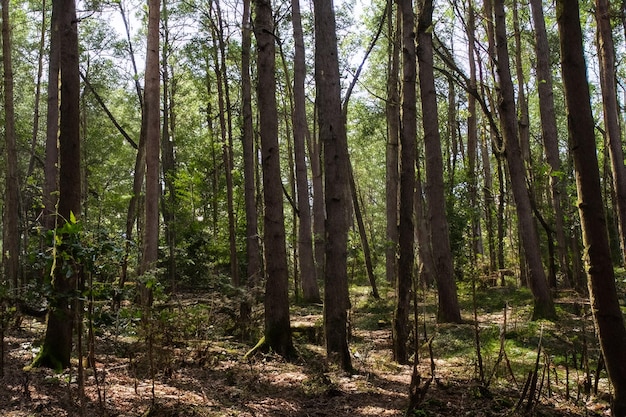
[0,284,616,417]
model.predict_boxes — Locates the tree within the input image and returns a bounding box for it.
[291,0,320,303]
[254,0,294,357]
[314,0,352,371]
[393,0,417,363]
[33,0,81,370]
[595,0,626,267]
[529,0,572,288]
[2,0,19,292]
[417,0,462,324]
[385,0,400,286]
[558,2,626,414]
[493,0,556,320]
[139,0,161,306]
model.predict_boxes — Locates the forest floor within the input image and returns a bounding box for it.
[0,284,616,417]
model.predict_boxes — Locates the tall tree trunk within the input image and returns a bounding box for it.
[311,110,325,283]
[2,0,19,292]
[239,0,261,338]
[493,0,556,320]
[392,0,417,364]
[26,0,46,179]
[466,0,483,266]
[385,0,400,286]
[211,1,239,287]
[314,0,352,371]
[417,0,462,324]
[139,0,161,304]
[254,0,294,357]
[34,0,81,370]
[595,0,626,267]
[161,0,177,291]
[558,3,626,414]
[292,0,320,303]
[529,0,572,288]
[43,0,60,232]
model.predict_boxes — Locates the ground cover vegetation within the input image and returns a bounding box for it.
[1,0,626,415]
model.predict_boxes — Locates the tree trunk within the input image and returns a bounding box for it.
[292,0,320,303]
[392,0,417,364]
[558,3,626,414]
[2,0,20,292]
[210,1,239,287]
[34,0,81,370]
[466,0,483,266]
[494,0,556,320]
[314,0,352,371]
[385,0,400,286]
[529,0,572,288]
[241,0,261,287]
[43,0,60,232]
[417,0,462,324]
[254,0,294,357]
[161,0,177,291]
[139,0,161,307]
[595,0,626,267]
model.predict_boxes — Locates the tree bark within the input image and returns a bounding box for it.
[385,0,400,286]
[392,0,417,364]
[494,0,556,320]
[292,0,320,303]
[34,0,81,370]
[2,0,20,292]
[417,0,462,324]
[529,0,572,288]
[314,0,352,371]
[595,0,626,267]
[558,2,626,414]
[254,0,294,357]
[139,0,161,306]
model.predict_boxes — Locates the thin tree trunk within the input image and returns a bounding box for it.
[494,0,556,320]
[211,1,239,287]
[43,0,60,232]
[466,0,483,266]
[558,3,626,414]
[417,0,462,324]
[26,0,46,179]
[529,0,572,288]
[291,0,320,303]
[392,0,417,364]
[595,0,626,267]
[241,0,262,287]
[254,0,294,357]
[2,0,19,292]
[161,0,177,291]
[385,0,400,286]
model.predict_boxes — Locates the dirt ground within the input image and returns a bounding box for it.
[0,289,615,417]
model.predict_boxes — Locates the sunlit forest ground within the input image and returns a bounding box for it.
[1,276,622,416]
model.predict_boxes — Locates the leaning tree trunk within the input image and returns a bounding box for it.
[493,0,556,320]
[254,0,294,358]
[314,0,352,372]
[558,2,626,415]
[417,0,462,324]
